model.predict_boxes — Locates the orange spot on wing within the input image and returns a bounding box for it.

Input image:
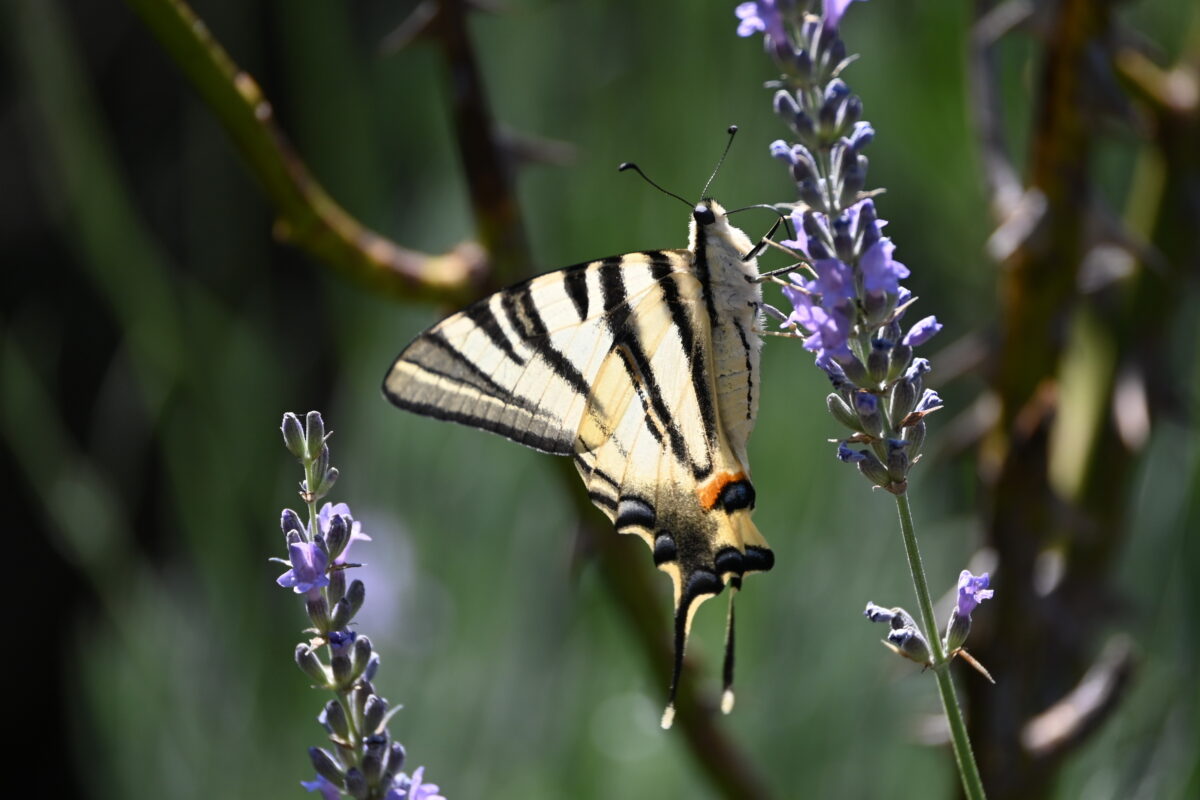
[697,471,747,511]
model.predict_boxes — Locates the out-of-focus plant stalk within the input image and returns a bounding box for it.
[122,0,487,304]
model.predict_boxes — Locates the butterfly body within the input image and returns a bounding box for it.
[384,200,772,725]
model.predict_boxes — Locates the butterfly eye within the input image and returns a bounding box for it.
[693,204,717,226]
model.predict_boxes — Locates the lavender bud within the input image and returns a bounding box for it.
[832,213,854,262]
[855,449,890,487]
[385,743,407,780]
[364,652,381,682]
[312,445,331,492]
[363,694,388,734]
[888,343,913,382]
[838,94,863,133]
[788,144,821,186]
[854,392,883,436]
[840,154,868,205]
[886,438,909,480]
[797,177,827,213]
[328,569,347,606]
[944,609,971,653]
[863,289,893,325]
[794,48,813,79]
[309,747,344,785]
[773,89,800,120]
[281,413,307,458]
[352,635,373,678]
[835,353,870,386]
[904,420,927,457]
[888,626,932,665]
[306,594,331,631]
[317,466,339,496]
[304,412,326,459]
[331,654,353,687]
[326,515,350,559]
[867,339,890,384]
[863,602,899,624]
[281,508,305,538]
[344,767,368,800]
[889,376,918,422]
[802,212,832,259]
[829,37,847,66]
[295,644,328,685]
[362,734,389,783]
[346,579,366,617]
[323,699,351,740]
[350,682,371,719]
[827,393,862,432]
[330,597,354,630]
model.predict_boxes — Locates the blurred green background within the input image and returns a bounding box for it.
[3,0,1196,798]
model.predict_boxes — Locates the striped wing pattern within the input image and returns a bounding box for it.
[384,241,772,725]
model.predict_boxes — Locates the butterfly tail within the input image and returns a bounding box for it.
[721,585,737,714]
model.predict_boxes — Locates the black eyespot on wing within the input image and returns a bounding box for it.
[653,533,677,566]
[615,496,656,531]
[716,479,757,512]
[685,569,724,600]
[714,547,745,576]
[742,546,775,573]
[693,204,716,226]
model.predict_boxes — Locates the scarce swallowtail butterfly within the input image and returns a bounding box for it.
[383,160,774,729]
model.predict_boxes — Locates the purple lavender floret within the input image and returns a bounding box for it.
[956,571,994,618]
[301,775,341,800]
[277,541,330,595]
[387,767,446,800]
[822,0,868,31]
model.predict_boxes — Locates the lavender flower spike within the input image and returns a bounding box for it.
[276,412,447,799]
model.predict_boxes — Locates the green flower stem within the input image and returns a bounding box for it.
[894,491,987,800]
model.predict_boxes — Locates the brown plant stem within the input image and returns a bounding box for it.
[122,0,487,305]
[966,1,1199,797]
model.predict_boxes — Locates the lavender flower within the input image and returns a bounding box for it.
[945,570,994,653]
[737,0,941,494]
[822,0,867,31]
[387,767,446,800]
[277,411,446,800]
[302,776,342,800]
[957,571,994,617]
[277,541,331,595]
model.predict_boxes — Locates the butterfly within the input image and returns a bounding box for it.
[383,193,774,728]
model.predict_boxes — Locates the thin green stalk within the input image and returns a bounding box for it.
[894,491,987,800]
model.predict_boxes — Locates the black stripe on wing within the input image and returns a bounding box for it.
[649,257,717,450]
[597,255,708,479]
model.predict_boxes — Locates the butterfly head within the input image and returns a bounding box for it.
[690,199,756,267]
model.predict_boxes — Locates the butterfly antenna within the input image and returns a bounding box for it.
[699,125,739,200]
[619,162,692,209]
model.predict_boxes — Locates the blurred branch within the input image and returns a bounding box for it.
[122,0,488,305]
[386,0,533,285]
[1021,637,1136,759]
[964,0,1200,796]
[969,0,1030,221]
